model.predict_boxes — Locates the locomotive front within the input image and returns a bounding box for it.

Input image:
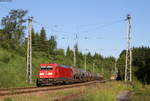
[36,64,57,86]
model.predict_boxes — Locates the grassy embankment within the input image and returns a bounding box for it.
[74,81,150,101]
[0,48,50,88]
[74,81,132,101]
[129,82,150,101]
[0,81,132,101]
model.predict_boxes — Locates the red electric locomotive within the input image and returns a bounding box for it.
[36,63,73,86]
[36,63,103,86]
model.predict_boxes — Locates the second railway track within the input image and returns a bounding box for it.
[0,80,108,97]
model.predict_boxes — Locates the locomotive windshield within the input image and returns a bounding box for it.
[40,66,53,70]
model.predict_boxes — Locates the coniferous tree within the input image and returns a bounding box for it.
[31,28,36,51]
[48,36,57,55]
[0,29,4,45]
[39,27,47,52]
[66,46,72,57]
[34,32,41,51]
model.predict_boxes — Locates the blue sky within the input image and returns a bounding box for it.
[0,0,150,58]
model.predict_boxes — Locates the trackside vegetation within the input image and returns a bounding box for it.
[0,81,131,101]
[129,82,150,101]
[73,81,132,101]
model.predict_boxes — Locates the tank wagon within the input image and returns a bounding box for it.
[36,63,103,86]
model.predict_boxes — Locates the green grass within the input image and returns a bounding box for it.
[0,48,50,88]
[129,83,150,101]
[130,90,150,101]
[73,81,132,101]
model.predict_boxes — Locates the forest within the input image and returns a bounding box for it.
[117,47,150,84]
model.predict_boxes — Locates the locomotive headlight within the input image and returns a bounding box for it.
[39,73,44,75]
[48,73,53,75]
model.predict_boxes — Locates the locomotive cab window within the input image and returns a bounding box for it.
[41,66,53,70]
[47,66,53,70]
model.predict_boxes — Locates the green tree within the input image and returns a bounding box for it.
[48,36,57,54]
[32,28,39,51]
[66,46,72,57]
[1,9,28,45]
[0,29,4,41]
[39,27,48,52]
[34,32,41,51]
[74,44,80,67]
[117,47,150,83]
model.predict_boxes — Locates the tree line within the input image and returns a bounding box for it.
[117,46,150,84]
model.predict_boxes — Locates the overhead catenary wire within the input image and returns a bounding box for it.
[31,19,126,60]
[32,17,125,40]
[78,19,124,29]
[33,20,75,36]
[75,19,125,34]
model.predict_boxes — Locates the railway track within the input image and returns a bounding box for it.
[0,86,37,91]
[0,80,108,97]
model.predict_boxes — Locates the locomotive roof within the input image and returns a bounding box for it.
[40,63,72,68]
[57,64,71,68]
[40,63,89,72]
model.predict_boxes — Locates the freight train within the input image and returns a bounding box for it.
[36,63,103,87]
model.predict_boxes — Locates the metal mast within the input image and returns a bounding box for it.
[93,63,95,72]
[125,14,132,82]
[27,17,33,84]
[84,49,88,71]
[114,60,118,74]
[84,55,87,71]
[73,47,76,67]
[73,34,78,67]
